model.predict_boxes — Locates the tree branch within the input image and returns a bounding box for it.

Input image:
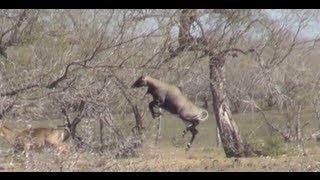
[0,84,39,97]
[0,10,27,58]
[46,36,103,89]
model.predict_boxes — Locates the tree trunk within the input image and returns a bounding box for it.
[132,105,144,136]
[131,105,144,148]
[111,73,145,147]
[216,126,221,148]
[209,57,245,157]
[99,118,104,146]
[174,9,245,157]
[296,104,302,141]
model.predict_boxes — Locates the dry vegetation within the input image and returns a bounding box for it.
[1,110,320,172]
[1,9,320,171]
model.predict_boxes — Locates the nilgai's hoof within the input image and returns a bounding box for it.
[185,143,191,151]
[182,130,187,138]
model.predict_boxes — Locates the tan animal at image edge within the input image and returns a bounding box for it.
[0,123,17,146]
[0,122,70,154]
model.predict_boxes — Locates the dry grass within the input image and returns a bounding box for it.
[1,144,320,172]
[1,109,320,172]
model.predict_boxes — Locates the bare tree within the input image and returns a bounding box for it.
[160,9,259,157]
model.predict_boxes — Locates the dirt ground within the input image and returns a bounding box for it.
[1,110,320,172]
[1,144,320,172]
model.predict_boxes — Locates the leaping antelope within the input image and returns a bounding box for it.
[131,75,208,150]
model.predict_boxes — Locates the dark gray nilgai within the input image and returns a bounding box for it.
[131,75,208,150]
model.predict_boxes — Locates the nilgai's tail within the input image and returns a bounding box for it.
[198,110,209,122]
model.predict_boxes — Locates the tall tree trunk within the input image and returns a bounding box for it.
[132,105,144,136]
[111,73,145,147]
[296,104,302,141]
[131,105,145,148]
[216,126,221,148]
[99,118,104,146]
[173,9,246,157]
[209,57,245,157]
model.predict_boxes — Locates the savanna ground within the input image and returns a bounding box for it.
[1,109,320,172]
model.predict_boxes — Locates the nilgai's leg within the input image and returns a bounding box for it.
[182,129,187,138]
[155,111,162,145]
[184,120,200,151]
[182,125,191,138]
[182,121,192,138]
[186,127,198,151]
[149,100,162,118]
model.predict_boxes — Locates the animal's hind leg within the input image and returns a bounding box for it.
[182,129,187,138]
[186,126,198,151]
[182,121,193,138]
[182,120,199,138]
[155,110,162,145]
[183,121,199,151]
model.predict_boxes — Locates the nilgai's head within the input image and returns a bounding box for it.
[131,75,148,88]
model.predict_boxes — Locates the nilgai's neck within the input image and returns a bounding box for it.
[0,126,16,145]
[146,77,165,89]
